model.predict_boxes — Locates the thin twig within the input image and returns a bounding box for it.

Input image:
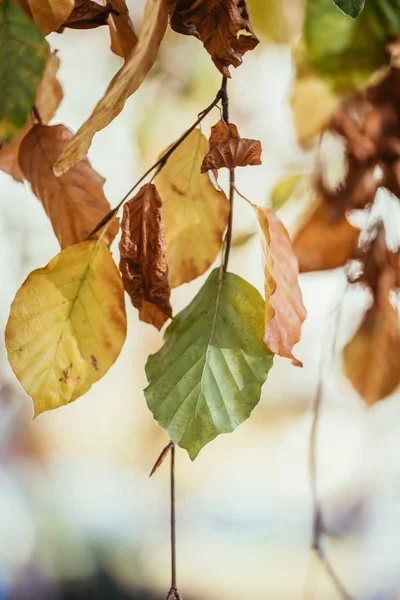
[165,443,183,600]
[88,88,223,240]
[220,76,235,272]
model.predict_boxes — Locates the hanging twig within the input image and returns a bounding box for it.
[220,76,235,272]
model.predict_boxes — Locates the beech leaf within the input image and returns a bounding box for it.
[155,129,230,287]
[54,0,168,175]
[18,124,119,249]
[293,201,361,272]
[333,0,365,18]
[144,268,274,460]
[168,0,259,77]
[0,0,47,143]
[201,120,262,172]
[253,205,307,366]
[119,184,172,330]
[5,240,127,417]
[0,52,63,182]
[25,0,74,34]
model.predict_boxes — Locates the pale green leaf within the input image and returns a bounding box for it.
[144,268,274,460]
[0,0,47,143]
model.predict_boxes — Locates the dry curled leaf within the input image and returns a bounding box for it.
[253,205,307,366]
[59,0,117,29]
[0,52,62,182]
[54,0,168,175]
[119,184,172,330]
[201,120,262,172]
[293,201,361,272]
[168,0,259,77]
[15,0,74,34]
[19,124,118,248]
[343,271,400,405]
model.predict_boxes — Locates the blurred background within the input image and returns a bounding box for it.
[1,1,400,599]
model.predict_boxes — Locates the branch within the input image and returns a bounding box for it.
[220,76,235,272]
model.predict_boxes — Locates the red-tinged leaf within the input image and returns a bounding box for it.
[201,120,262,172]
[168,0,259,77]
[119,184,172,330]
[18,124,118,248]
[253,205,307,366]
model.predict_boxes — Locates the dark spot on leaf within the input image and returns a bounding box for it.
[91,355,99,370]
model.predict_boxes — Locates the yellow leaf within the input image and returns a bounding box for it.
[5,241,127,417]
[156,129,230,287]
[27,0,74,34]
[54,0,168,175]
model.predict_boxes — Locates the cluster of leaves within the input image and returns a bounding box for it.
[2,0,310,460]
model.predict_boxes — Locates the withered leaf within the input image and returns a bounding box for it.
[119,184,172,330]
[201,120,262,172]
[16,0,74,34]
[168,0,259,77]
[293,201,361,272]
[0,52,62,182]
[18,124,118,248]
[253,205,307,366]
[59,1,117,29]
[343,272,400,405]
[54,0,168,175]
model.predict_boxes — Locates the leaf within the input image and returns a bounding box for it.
[25,0,74,34]
[304,0,400,92]
[5,240,127,417]
[119,184,172,330]
[333,0,365,18]
[155,129,230,287]
[253,205,307,366]
[292,201,361,272]
[0,52,63,182]
[0,0,47,143]
[270,173,305,212]
[54,0,168,175]
[168,0,259,77]
[18,124,119,248]
[144,268,274,460]
[343,275,400,405]
[201,120,262,172]
[246,0,303,45]
[58,0,116,29]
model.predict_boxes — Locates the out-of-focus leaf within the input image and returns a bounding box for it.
[54,0,168,175]
[270,173,306,211]
[144,268,273,460]
[333,0,365,18]
[304,0,400,92]
[0,0,47,143]
[246,0,303,44]
[253,205,306,365]
[119,184,172,330]
[168,0,259,77]
[156,129,230,287]
[0,52,62,182]
[201,120,262,172]
[292,201,361,272]
[19,124,118,248]
[5,241,127,417]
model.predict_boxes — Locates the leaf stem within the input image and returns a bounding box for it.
[88,87,224,240]
[220,76,235,273]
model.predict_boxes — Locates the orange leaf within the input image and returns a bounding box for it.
[292,202,361,273]
[168,0,259,77]
[54,0,168,175]
[0,52,62,182]
[119,184,172,330]
[343,272,400,405]
[18,124,118,248]
[107,0,138,59]
[254,205,307,366]
[201,120,262,172]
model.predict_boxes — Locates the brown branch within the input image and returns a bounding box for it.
[166,443,183,600]
[88,86,224,240]
[220,76,235,272]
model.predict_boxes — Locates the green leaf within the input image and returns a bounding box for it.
[0,0,47,143]
[333,0,365,18]
[305,0,400,92]
[144,268,274,460]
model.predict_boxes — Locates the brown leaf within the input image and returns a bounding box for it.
[293,201,361,273]
[18,124,118,248]
[16,0,74,34]
[0,52,63,182]
[54,0,168,175]
[201,120,262,172]
[59,1,117,29]
[253,205,307,366]
[168,0,259,77]
[343,271,400,405]
[119,184,172,330]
